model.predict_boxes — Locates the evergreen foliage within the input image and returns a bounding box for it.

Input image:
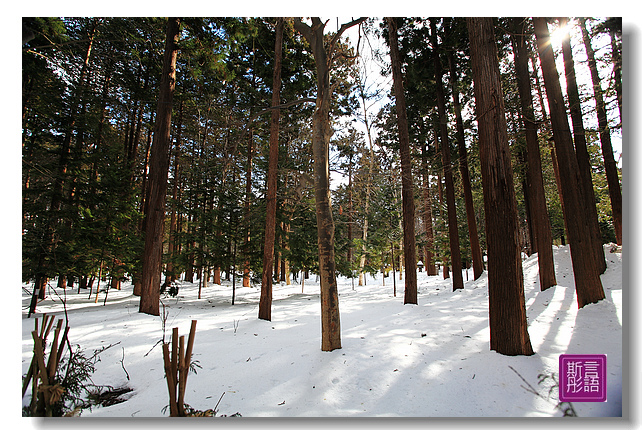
[23,16,621,320]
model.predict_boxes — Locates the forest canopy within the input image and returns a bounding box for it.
[22,17,622,333]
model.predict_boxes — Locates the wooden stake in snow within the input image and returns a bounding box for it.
[22,314,69,416]
[162,320,197,417]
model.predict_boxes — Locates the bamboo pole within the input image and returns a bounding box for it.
[163,320,197,416]
[162,343,179,416]
[55,325,69,371]
[22,359,35,398]
[47,320,63,379]
[179,320,197,415]
[171,327,178,385]
[24,315,52,398]
[32,331,50,415]
[24,317,68,415]
[39,314,54,340]
[177,335,186,415]
[184,320,197,371]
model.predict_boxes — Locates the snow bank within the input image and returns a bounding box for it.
[21,245,623,419]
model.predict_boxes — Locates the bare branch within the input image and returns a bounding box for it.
[293,18,312,40]
[332,50,359,65]
[311,17,327,33]
[330,80,341,94]
[330,17,367,51]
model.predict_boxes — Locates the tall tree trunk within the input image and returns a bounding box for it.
[358,151,371,286]
[433,126,445,270]
[467,17,534,356]
[310,42,341,351]
[608,21,623,121]
[559,17,606,274]
[531,54,567,238]
[511,18,557,290]
[133,124,154,296]
[259,17,284,322]
[293,17,365,351]
[421,142,437,275]
[167,102,183,283]
[243,41,259,289]
[243,127,254,287]
[347,160,354,270]
[128,54,150,183]
[430,18,463,291]
[280,231,286,283]
[356,76,375,287]
[283,222,291,285]
[446,46,483,281]
[139,17,181,316]
[273,241,281,282]
[184,218,195,283]
[518,149,535,255]
[387,17,418,304]
[533,17,605,308]
[579,18,623,246]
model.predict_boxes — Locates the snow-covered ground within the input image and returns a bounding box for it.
[20,245,624,421]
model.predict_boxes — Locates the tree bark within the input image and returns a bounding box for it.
[531,54,568,239]
[133,124,153,296]
[579,18,622,246]
[347,160,354,271]
[559,17,606,273]
[446,45,484,281]
[430,18,463,291]
[511,18,557,290]
[259,17,284,322]
[243,126,254,288]
[608,21,623,121]
[283,223,291,285]
[421,142,437,276]
[311,50,341,351]
[139,17,181,316]
[467,17,534,356]
[167,102,183,283]
[387,17,418,303]
[533,17,605,308]
[356,75,377,286]
[293,17,365,350]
